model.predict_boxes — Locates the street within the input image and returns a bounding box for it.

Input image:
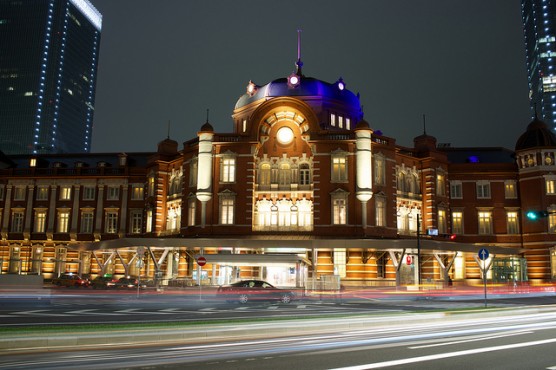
[1,304,556,369]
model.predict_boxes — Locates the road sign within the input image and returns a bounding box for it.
[197,256,207,267]
[478,248,489,261]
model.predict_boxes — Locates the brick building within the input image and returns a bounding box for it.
[1,60,555,287]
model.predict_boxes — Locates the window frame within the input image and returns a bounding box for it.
[57,210,70,233]
[450,181,463,199]
[34,210,47,233]
[80,211,94,234]
[331,155,348,183]
[59,186,72,201]
[476,181,491,199]
[220,157,236,183]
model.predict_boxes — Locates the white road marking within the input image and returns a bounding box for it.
[330,337,556,370]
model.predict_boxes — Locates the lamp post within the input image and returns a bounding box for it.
[417,213,421,286]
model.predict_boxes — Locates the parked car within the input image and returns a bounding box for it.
[217,280,296,304]
[90,275,117,289]
[51,273,90,288]
[114,277,146,289]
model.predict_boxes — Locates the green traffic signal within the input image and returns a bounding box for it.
[526,210,550,220]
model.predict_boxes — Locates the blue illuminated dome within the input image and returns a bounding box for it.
[235,76,362,114]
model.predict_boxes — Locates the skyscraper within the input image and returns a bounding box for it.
[0,0,102,155]
[521,0,556,130]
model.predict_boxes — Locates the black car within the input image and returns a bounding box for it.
[114,277,146,289]
[90,276,117,289]
[217,280,295,304]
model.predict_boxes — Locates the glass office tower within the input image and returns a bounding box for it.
[522,0,556,130]
[0,0,101,154]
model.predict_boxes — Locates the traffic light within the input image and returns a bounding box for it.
[526,210,550,220]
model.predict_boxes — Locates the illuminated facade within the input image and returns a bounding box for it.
[521,0,556,130]
[0,0,102,154]
[1,57,556,287]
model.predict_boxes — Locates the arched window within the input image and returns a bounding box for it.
[259,163,271,187]
[299,163,310,185]
[397,172,406,192]
[279,163,291,186]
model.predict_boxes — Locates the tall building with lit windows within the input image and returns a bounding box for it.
[521,0,556,130]
[0,0,102,155]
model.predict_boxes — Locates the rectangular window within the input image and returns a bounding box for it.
[338,116,344,129]
[57,211,70,233]
[505,181,517,199]
[279,163,291,186]
[450,181,462,199]
[81,212,94,234]
[221,158,236,183]
[146,210,153,233]
[333,249,346,277]
[105,212,118,234]
[130,211,142,234]
[299,164,310,185]
[476,181,491,199]
[332,156,347,182]
[36,187,49,201]
[34,211,46,233]
[375,197,386,227]
[507,211,519,234]
[107,186,120,200]
[377,254,387,278]
[14,187,25,201]
[189,159,198,187]
[83,186,95,200]
[452,211,463,234]
[478,211,492,235]
[11,212,24,232]
[220,198,234,225]
[547,179,556,195]
[346,118,351,130]
[330,113,336,126]
[131,184,144,200]
[148,176,155,197]
[374,157,386,186]
[549,213,556,234]
[438,209,447,234]
[188,199,196,226]
[333,198,347,225]
[436,174,446,196]
[59,186,71,200]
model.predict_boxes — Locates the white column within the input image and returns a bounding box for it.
[355,126,373,228]
[196,131,214,228]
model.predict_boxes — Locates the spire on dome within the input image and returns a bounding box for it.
[295,29,303,76]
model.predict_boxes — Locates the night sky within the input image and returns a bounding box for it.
[88,0,531,153]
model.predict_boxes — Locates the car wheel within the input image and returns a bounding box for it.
[238,294,249,304]
[280,293,292,304]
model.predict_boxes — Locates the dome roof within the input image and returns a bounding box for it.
[199,121,214,132]
[235,76,361,112]
[355,119,371,130]
[515,116,556,151]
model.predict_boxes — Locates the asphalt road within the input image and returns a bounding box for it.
[2,306,556,369]
[2,288,555,327]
